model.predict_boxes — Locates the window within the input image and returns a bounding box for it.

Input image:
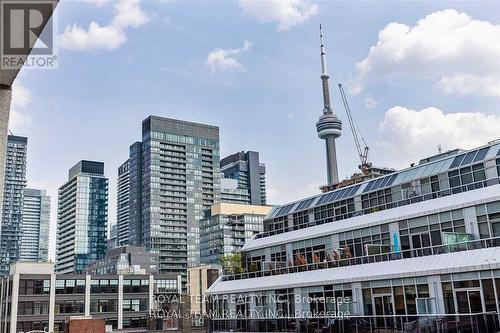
[122,299,147,312]
[19,279,50,295]
[90,299,118,313]
[448,163,485,191]
[292,210,309,230]
[155,279,177,293]
[54,300,85,314]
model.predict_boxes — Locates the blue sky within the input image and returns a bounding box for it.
[10,0,500,259]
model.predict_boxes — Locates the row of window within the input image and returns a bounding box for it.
[265,157,496,235]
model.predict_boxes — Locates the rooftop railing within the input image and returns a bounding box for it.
[209,313,500,333]
[257,178,500,239]
[220,236,500,282]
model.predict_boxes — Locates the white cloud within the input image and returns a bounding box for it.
[11,82,32,109]
[60,23,125,50]
[285,112,295,119]
[112,0,149,29]
[60,0,148,51]
[364,97,378,109]
[378,106,500,166]
[87,0,109,7]
[9,82,32,133]
[206,40,252,73]
[9,111,31,134]
[354,9,500,97]
[435,74,500,97]
[239,0,318,31]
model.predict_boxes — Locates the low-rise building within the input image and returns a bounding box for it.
[86,245,157,275]
[0,262,181,333]
[208,141,500,332]
[200,203,272,264]
[187,264,221,326]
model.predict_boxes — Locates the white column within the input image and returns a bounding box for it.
[264,248,271,262]
[3,278,9,333]
[9,274,19,333]
[285,243,293,263]
[331,234,340,250]
[463,207,480,239]
[148,275,154,311]
[350,282,363,315]
[0,85,12,223]
[293,287,304,315]
[85,275,91,316]
[427,276,445,314]
[0,278,4,330]
[118,275,123,329]
[177,275,182,295]
[485,159,498,179]
[48,274,56,332]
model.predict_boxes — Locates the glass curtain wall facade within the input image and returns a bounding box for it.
[141,116,221,284]
[20,188,50,261]
[220,151,266,206]
[128,142,143,246]
[55,161,108,274]
[0,135,27,276]
[117,160,130,246]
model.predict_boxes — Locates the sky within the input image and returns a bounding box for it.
[9,0,500,261]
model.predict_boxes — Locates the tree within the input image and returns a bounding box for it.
[219,253,244,274]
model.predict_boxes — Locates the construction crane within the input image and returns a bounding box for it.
[338,83,371,173]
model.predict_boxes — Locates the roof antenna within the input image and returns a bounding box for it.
[437,144,442,154]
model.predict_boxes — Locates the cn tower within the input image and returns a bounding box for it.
[316,25,342,186]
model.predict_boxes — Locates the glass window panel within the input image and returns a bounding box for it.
[436,158,453,173]
[420,163,437,178]
[363,180,376,193]
[386,173,398,186]
[482,279,497,312]
[392,171,409,186]
[460,151,477,166]
[473,147,489,162]
[485,144,500,159]
[450,154,466,169]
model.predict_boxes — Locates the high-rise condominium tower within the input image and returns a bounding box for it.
[0,135,27,275]
[116,160,130,246]
[55,160,108,274]
[220,151,266,205]
[134,116,220,283]
[20,188,50,262]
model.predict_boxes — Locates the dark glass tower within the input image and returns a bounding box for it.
[220,151,266,205]
[55,160,108,274]
[128,142,143,246]
[116,159,130,246]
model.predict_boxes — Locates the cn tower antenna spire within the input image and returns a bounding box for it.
[315,24,343,186]
[319,24,332,115]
